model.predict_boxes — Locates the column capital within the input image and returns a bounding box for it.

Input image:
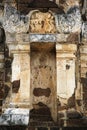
[56,43,77,59]
[10,44,30,54]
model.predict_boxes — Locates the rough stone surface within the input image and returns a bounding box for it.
[82,22,87,41]
[0,0,87,127]
[30,43,57,121]
[11,52,30,106]
[56,7,81,33]
[29,11,56,33]
[0,108,29,125]
[56,44,76,107]
[2,5,81,35]
[58,0,80,12]
[3,4,29,33]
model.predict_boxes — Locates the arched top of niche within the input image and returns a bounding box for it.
[29,10,57,34]
[14,0,64,14]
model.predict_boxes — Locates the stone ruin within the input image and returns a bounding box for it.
[0,0,87,128]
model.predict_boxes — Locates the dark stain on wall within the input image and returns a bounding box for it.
[33,88,51,97]
[0,23,6,44]
[12,80,20,93]
[66,64,70,70]
[0,83,4,99]
[4,85,10,99]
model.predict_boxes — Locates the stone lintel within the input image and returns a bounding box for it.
[29,34,56,42]
[6,33,29,43]
[6,33,79,43]
[29,34,75,43]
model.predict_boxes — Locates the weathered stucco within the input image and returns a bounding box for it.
[30,42,57,121]
[56,44,77,101]
[0,0,87,127]
[29,11,56,33]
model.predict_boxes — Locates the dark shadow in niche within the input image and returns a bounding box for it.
[81,72,87,109]
[0,24,7,104]
[67,92,82,119]
[4,85,10,99]
[33,88,51,97]
[38,127,48,130]
[15,0,65,14]
[30,102,53,122]
[81,72,87,88]
[67,93,75,109]
[0,23,5,45]
[50,128,59,130]
[12,80,20,93]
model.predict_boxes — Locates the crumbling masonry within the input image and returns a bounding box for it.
[0,0,87,128]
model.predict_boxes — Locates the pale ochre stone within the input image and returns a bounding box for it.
[56,43,77,103]
[11,48,30,107]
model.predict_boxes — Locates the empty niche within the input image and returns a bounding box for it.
[30,42,56,120]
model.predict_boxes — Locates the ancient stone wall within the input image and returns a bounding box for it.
[0,0,87,127]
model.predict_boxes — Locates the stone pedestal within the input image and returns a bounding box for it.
[56,43,77,104]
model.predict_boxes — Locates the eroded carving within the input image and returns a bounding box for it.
[56,7,81,33]
[29,11,56,33]
[3,4,29,33]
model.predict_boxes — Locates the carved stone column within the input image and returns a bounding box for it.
[11,44,31,108]
[56,43,77,105]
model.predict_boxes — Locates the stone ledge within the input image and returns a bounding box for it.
[0,108,30,125]
[56,43,77,52]
[6,33,79,43]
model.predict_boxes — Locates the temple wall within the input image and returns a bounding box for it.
[0,0,87,127]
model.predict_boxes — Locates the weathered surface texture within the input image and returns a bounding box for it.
[0,108,29,125]
[3,5,29,33]
[56,7,81,33]
[80,22,87,115]
[58,0,80,12]
[29,11,56,33]
[2,5,81,34]
[11,46,30,107]
[56,44,77,108]
[82,22,87,41]
[30,43,57,122]
[0,0,87,127]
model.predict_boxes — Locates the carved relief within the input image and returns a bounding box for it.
[56,7,81,33]
[29,11,56,33]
